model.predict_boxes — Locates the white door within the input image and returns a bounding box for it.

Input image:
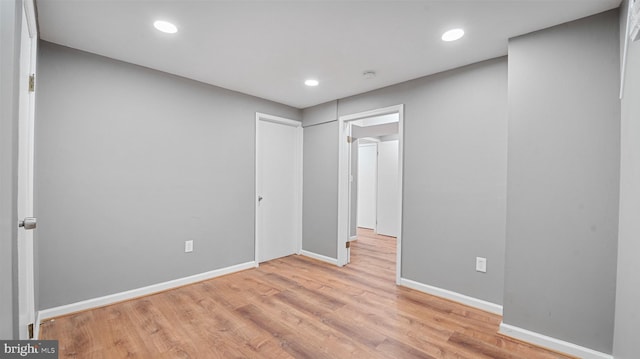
[17,1,37,339]
[376,140,399,237]
[357,143,377,230]
[255,115,302,263]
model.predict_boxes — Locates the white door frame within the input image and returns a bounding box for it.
[17,0,38,340]
[254,113,303,266]
[337,105,404,284]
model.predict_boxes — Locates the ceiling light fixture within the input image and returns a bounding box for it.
[441,28,464,42]
[154,20,178,34]
[305,79,319,87]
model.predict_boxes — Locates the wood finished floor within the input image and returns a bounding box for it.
[40,229,575,359]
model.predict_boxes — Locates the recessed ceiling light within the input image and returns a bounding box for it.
[154,20,178,34]
[442,28,464,42]
[305,79,319,87]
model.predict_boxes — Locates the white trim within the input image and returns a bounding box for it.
[295,125,303,255]
[257,113,302,127]
[337,120,348,266]
[23,0,37,39]
[17,4,37,340]
[255,113,303,264]
[339,105,402,123]
[300,250,339,266]
[349,235,358,241]
[399,277,503,315]
[346,122,353,263]
[338,105,404,271]
[621,0,634,99]
[499,323,613,359]
[255,114,261,265]
[33,311,42,340]
[395,106,404,285]
[37,261,256,320]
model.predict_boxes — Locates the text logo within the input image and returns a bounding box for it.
[0,341,58,358]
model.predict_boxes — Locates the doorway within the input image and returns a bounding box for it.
[337,105,404,284]
[255,113,303,264]
[353,116,400,238]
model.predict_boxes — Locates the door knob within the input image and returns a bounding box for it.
[19,217,37,230]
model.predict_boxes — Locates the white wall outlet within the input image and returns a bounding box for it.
[476,257,487,273]
[185,240,193,253]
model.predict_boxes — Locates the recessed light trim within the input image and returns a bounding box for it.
[154,20,178,34]
[442,28,464,42]
[305,79,319,87]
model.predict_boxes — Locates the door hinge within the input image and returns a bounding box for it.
[28,323,34,339]
[346,241,351,249]
[28,74,35,93]
[347,136,354,144]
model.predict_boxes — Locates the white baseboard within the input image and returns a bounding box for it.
[300,250,338,266]
[499,322,613,359]
[37,261,256,321]
[399,277,503,315]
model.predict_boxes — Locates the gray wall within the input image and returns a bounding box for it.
[338,58,508,305]
[35,42,300,309]
[28,8,631,356]
[0,0,21,339]
[301,60,509,307]
[302,100,336,127]
[504,10,620,354]
[302,101,338,258]
[613,1,640,357]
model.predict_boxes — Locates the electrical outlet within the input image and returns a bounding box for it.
[476,257,487,273]
[185,240,193,253]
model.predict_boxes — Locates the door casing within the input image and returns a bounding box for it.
[337,104,404,284]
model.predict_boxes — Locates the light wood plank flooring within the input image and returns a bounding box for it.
[40,229,574,358]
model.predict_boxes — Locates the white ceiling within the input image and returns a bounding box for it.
[36,0,621,109]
